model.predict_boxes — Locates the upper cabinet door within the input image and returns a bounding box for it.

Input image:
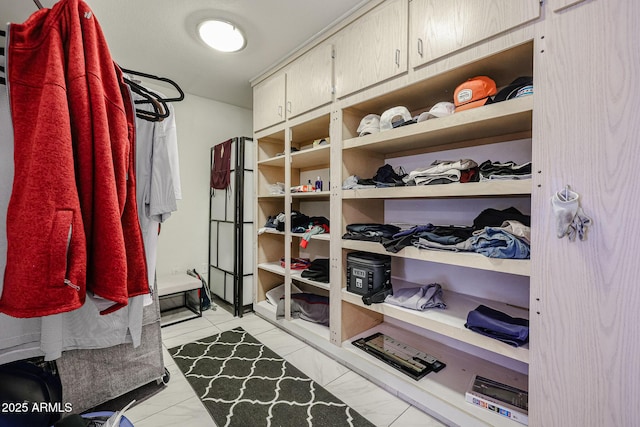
[286,43,334,119]
[334,0,409,99]
[410,0,540,68]
[253,72,286,132]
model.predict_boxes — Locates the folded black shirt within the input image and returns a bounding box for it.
[301,258,330,283]
[473,207,531,229]
[343,223,402,243]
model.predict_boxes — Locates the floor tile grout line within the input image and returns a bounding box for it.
[387,405,411,427]
[128,391,195,424]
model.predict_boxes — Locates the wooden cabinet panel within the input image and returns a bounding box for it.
[286,43,334,119]
[253,73,286,131]
[334,0,408,99]
[550,0,587,12]
[530,0,640,426]
[409,0,539,68]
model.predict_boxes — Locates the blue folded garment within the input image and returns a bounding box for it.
[469,227,530,259]
[465,305,529,347]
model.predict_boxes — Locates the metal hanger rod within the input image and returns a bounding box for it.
[33,0,44,10]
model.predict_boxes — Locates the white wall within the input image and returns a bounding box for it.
[149,88,252,277]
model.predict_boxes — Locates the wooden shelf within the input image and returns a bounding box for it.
[254,300,331,342]
[291,190,331,200]
[261,228,285,236]
[291,271,330,291]
[257,193,285,200]
[258,154,286,168]
[291,232,331,241]
[342,179,532,199]
[257,262,330,292]
[339,322,528,427]
[342,96,533,157]
[257,144,331,169]
[261,229,329,242]
[257,262,285,277]
[342,288,529,364]
[291,144,331,169]
[341,239,530,276]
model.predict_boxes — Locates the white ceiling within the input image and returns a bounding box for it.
[1,0,367,109]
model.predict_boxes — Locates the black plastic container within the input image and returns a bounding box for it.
[346,251,391,295]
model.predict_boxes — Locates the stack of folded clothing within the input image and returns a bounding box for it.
[384,283,447,311]
[372,164,407,187]
[342,223,401,242]
[478,160,532,181]
[404,159,479,186]
[265,283,302,306]
[342,175,377,190]
[467,207,531,259]
[473,207,531,229]
[354,207,532,259]
[469,220,530,259]
[465,305,529,347]
[342,164,408,189]
[276,293,330,326]
[300,258,329,283]
[380,224,435,253]
[410,225,476,252]
[267,210,316,233]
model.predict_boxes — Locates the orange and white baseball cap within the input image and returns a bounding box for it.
[454,76,497,112]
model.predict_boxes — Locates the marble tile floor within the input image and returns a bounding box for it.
[125,307,446,427]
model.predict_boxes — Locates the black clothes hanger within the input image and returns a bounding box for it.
[120,67,185,103]
[123,76,169,121]
[1,29,4,86]
[33,0,44,10]
[120,67,184,122]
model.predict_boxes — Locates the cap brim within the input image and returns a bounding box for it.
[417,112,434,122]
[493,77,533,102]
[455,98,489,112]
[359,127,379,137]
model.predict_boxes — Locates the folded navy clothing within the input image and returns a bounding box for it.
[465,304,529,347]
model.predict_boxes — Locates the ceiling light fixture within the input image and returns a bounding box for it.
[197,19,246,53]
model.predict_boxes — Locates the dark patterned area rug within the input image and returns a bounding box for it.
[169,327,374,427]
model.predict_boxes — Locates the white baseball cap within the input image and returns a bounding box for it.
[357,114,381,137]
[379,106,412,131]
[417,102,455,122]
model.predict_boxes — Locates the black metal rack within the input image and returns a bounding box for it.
[208,137,254,317]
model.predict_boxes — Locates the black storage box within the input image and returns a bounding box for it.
[346,251,391,295]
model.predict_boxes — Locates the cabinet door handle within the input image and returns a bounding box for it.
[278,105,283,117]
[418,38,424,57]
[286,101,292,114]
[395,49,400,67]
